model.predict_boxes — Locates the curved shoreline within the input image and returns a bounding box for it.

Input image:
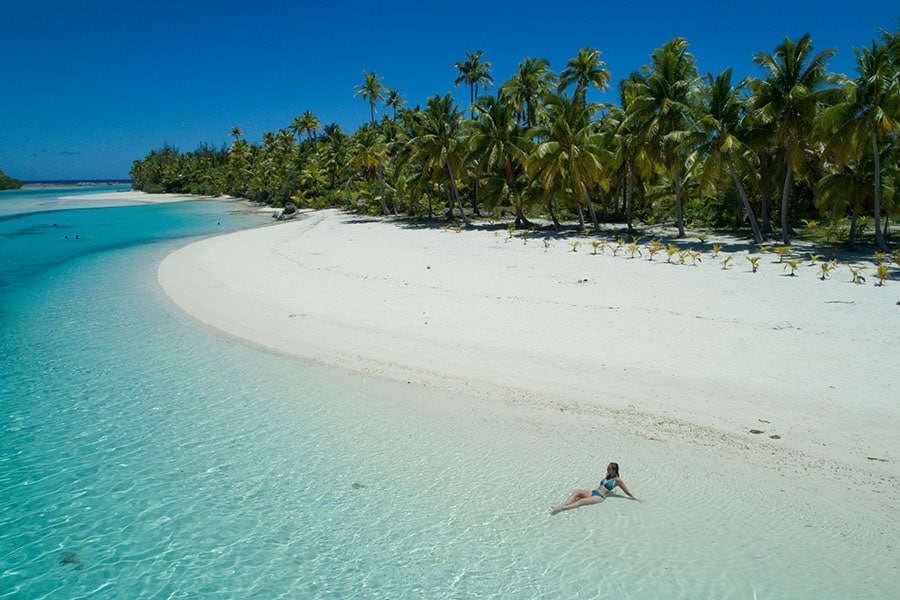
[158,209,899,498]
[56,190,220,204]
[0,190,228,218]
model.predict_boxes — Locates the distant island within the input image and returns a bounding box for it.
[0,169,23,190]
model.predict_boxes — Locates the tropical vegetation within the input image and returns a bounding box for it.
[0,168,23,190]
[131,30,900,250]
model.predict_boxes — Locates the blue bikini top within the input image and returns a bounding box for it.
[600,476,616,491]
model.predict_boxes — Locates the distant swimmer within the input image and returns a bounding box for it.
[551,462,640,512]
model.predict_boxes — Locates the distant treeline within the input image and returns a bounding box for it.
[132,30,900,250]
[0,169,23,190]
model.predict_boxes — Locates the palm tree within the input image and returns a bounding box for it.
[625,37,699,237]
[320,123,350,190]
[350,125,391,215]
[408,93,469,225]
[355,71,386,124]
[295,110,321,141]
[881,27,899,66]
[816,39,899,251]
[593,106,624,219]
[529,93,604,229]
[468,93,533,227]
[455,50,494,118]
[688,69,764,243]
[225,138,253,197]
[604,96,648,232]
[815,160,876,248]
[298,157,327,200]
[741,119,780,235]
[750,33,839,244]
[559,47,612,101]
[501,57,557,127]
[290,115,305,145]
[384,88,406,120]
[230,126,243,141]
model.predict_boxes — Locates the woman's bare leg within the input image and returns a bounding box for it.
[564,489,588,504]
[551,489,590,512]
[552,495,604,512]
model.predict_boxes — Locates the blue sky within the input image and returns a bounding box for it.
[1,1,896,180]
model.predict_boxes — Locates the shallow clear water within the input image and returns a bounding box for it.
[0,186,131,217]
[1,193,897,598]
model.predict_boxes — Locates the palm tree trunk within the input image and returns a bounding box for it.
[500,160,525,228]
[598,185,608,219]
[615,172,624,215]
[549,193,561,229]
[674,169,685,237]
[760,178,772,236]
[509,162,532,228]
[514,203,529,228]
[626,159,635,232]
[446,159,469,226]
[780,163,793,245]
[376,166,390,216]
[570,183,585,229]
[582,184,599,230]
[871,131,888,251]
[729,163,763,244]
[759,152,773,236]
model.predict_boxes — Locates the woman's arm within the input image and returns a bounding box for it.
[615,479,642,502]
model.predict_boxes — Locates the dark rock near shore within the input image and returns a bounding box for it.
[275,203,298,221]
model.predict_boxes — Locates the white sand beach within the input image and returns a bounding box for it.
[58,190,207,204]
[0,190,212,216]
[158,209,900,507]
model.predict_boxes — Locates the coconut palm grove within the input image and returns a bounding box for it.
[130,32,900,250]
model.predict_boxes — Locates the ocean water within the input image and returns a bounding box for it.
[1,190,897,598]
[0,186,131,217]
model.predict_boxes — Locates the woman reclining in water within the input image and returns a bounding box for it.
[551,462,641,512]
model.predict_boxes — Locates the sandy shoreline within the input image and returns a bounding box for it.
[158,209,899,503]
[0,189,260,218]
[57,190,207,204]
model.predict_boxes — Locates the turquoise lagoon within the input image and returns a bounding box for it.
[1,189,897,598]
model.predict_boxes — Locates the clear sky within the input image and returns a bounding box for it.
[1,1,896,181]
